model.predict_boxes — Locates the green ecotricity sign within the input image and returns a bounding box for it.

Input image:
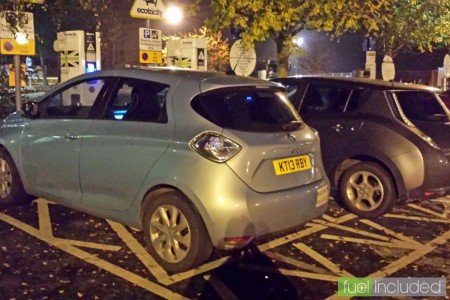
[338,277,446,297]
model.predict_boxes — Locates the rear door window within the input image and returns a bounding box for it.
[102,78,169,123]
[191,87,300,132]
[300,84,354,114]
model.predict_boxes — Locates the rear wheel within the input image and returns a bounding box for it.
[142,190,213,273]
[0,148,32,206]
[339,162,396,218]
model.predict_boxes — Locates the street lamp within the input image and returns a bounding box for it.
[293,36,304,48]
[166,5,183,25]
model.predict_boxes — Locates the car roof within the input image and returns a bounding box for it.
[277,75,441,92]
[60,67,279,92]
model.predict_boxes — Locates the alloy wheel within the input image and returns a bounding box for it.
[0,158,12,199]
[149,204,191,263]
[345,170,384,212]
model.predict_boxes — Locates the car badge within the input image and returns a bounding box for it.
[287,133,296,142]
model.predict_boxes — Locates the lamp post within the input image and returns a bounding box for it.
[14,32,28,111]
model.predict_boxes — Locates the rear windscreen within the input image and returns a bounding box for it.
[191,87,301,132]
[394,91,449,122]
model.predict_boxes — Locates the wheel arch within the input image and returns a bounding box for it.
[139,184,212,233]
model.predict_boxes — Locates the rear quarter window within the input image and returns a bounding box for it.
[191,87,300,132]
[394,91,449,122]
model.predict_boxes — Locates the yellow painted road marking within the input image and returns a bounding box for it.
[293,243,353,278]
[384,214,450,223]
[0,212,187,299]
[258,224,327,252]
[322,214,337,223]
[167,214,356,285]
[320,234,418,249]
[107,220,170,285]
[37,198,53,237]
[240,264,340,282]
[265,251,333,275]
[407,204,447,219]
[166,257,232,285]
[326,230,450,300]
[334,213,357,223]
[313,219,403,243]
[432,198,450,204]
[53,238,121,251]
[369,230,450,277]
[204,275,239,300]
[359,219,422,247]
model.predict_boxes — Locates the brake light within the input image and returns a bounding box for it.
[224,236,253,249]
[190,132,241,163]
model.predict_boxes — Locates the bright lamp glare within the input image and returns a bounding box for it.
[293,37,304,47]
[166,6,183,25]
[15,32,28,45]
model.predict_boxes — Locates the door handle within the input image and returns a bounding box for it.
[64,133,80,141]
[331,124,354,132]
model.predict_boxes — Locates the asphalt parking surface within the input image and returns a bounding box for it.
[0,196,449,299]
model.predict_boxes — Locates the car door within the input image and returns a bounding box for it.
[298,83,364,172]
[79,77,174,211]
[20,78,109,203]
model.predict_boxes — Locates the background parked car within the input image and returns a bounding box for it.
[272,76,450,218]
[0,68,330,273]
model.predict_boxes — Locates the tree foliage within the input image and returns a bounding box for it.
[163,26,229,72]
[372,0,450,58]
[207,0,391,77]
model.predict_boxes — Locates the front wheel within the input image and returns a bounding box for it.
[0,148,32,206]
[339,162,396,218]
[142,190,213,273]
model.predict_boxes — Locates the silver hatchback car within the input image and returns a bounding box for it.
[0,68,329,273]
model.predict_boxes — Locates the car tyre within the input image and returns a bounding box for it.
[339,162,396,218]
[0,148,33,206]
[142,190,213,273]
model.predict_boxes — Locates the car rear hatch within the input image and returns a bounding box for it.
[192,84,324,192]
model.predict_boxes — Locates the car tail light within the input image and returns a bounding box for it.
[190,132,241,163]
[224,236,253,249]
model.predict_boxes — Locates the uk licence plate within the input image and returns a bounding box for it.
[272,155,311,176]
[316,185,329,207]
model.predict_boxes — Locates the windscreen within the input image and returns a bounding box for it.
[191,87,301,132]
[394,91,450,122]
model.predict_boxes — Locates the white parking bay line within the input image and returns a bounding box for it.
[0,212,188,299]
[204,275,239,300]
[293,243,353,278]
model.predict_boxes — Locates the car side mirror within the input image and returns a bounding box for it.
[21,101,40,119]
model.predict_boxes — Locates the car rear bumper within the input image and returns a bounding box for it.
[178,160,330,250]
[407,185,450,201]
